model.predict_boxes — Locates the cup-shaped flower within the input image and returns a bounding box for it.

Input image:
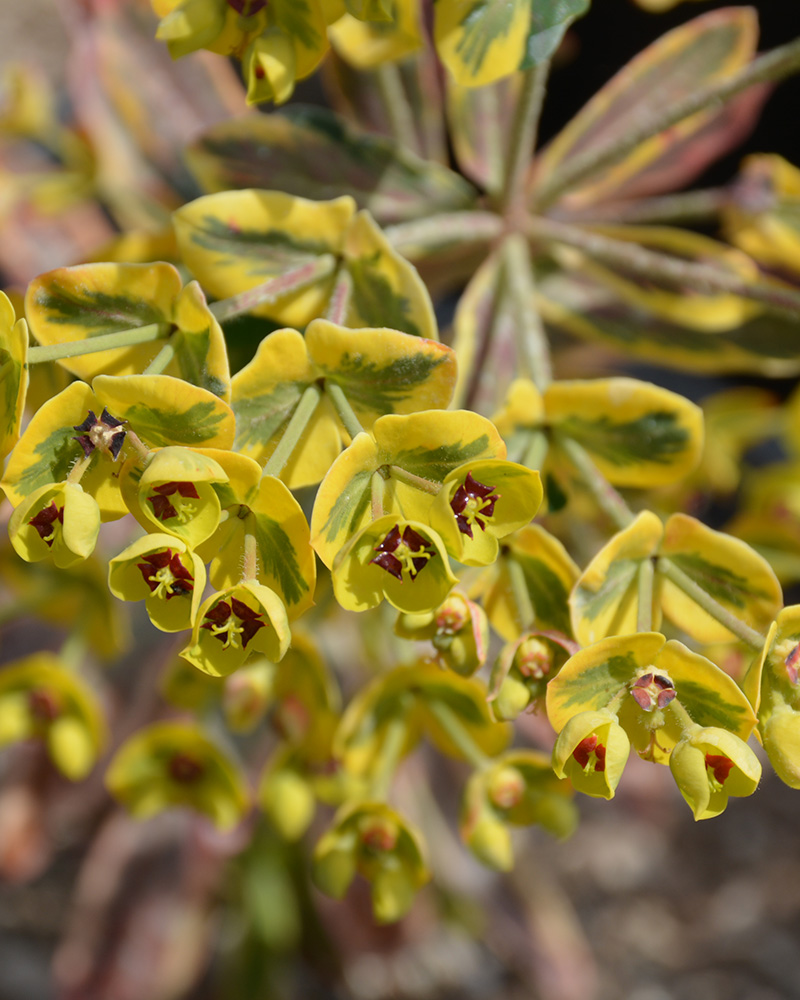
[181,582,290,677]
[108,534,206,632]
[106,721,249,831]
[760,708,800,789]
[0,653,106,780]
[243,29,296,105]
[552,710,631,799]
[133,447,228,547]
[669,726,761,820]
[312,801,429,923]
[461,751,577,870]
[9,481,100,568]
[153,0,227,59]
[332,516,457,614]
[429,460,542,566]
[394,591,489,676]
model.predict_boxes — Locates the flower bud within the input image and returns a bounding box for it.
[244,29,296,106]
[259,768,315,841]
[492,674,532,721]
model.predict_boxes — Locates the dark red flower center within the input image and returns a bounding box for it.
[136,548,194,600]
[201,596,266,650]
[705,753,735,787]
[630,672,676,712]
[28,688,61,723]
[28,502,64,547]
[573,734,607,773]
[147,481,200,522]
[449,472,499,539]
[168,753,205,784]
[370,524,435,581]
[73,407,127,460]
[227,0,268,13]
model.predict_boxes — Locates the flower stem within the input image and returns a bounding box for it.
[534,34,800,210]
[370,707,411,800]
[210,254,337,323]
[262,383,322,478]
[507,555,535,631]
[388,465,441,495]
[502,60,551,215]
[385,212,504,254]
[242,518,258,583]
[325,380,363,440]
[427,699,491,770]
[502,233,552,390]
[27,322,172,364]
[143,332,181,376]
[66,452,94,484]
[371,471,385,520]
[555,433,634,530]
[528,216,800,317]
[325,267,353,326]
[637,559,654,633]
[656,556,764,651]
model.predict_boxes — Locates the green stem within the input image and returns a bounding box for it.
[66,452,93,484]
[385,212,504,254]
[502,234,552,390]
[656,557,765,651]
[124,429,152,464]
[507,555,535,632]
[375,63,420,155]
[242,518,258,582]
[143,331,181,376]
[325,267,353,327]
[210,255,337,323]
[370,708,411,800]
[522,429,549,470]
[427,699,491,770]
[371,471,385,520]
[534,34,800,210]
[528,216,800,317]
[556,433,633,530]
[388,465,441,496]
[637,559,654,633]
[325,379,363,440]
[27,322,172,364]
[502,60,551,214]
[463,250,509,410]
[669,698,701,737]
[262,384,322,478]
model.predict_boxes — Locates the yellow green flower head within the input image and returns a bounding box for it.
[394,591,489,676]
[312,801,429,923]
[0,654,106,780]
[182,581,290,677]
[108,534,206,633]
[135,447,228,547]
[552,710,631,800]
[430,460,542,566]
[669,726,761,820]
[106,721,249,831]
[332,516,457,614]
[489,631,575,721]
[9,481,100,568]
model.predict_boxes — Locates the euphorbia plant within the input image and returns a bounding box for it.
[3,0,800,992]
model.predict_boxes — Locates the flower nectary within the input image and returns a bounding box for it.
[371,524,434,581]
[146,480,201,522]
[28,502,63,547]
[137,549,195,600]
[182,582,291,677]
[630,672,677,712]
[73,407,127,460]
[200,596,266,650]
[450,472,499,539]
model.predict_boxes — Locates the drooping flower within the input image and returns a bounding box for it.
[669,726,761,820]
[108,534,206,632]
[552,710,631,800]
[182,581,290,677]
[9,481,100,568]
[332,516,457,614]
